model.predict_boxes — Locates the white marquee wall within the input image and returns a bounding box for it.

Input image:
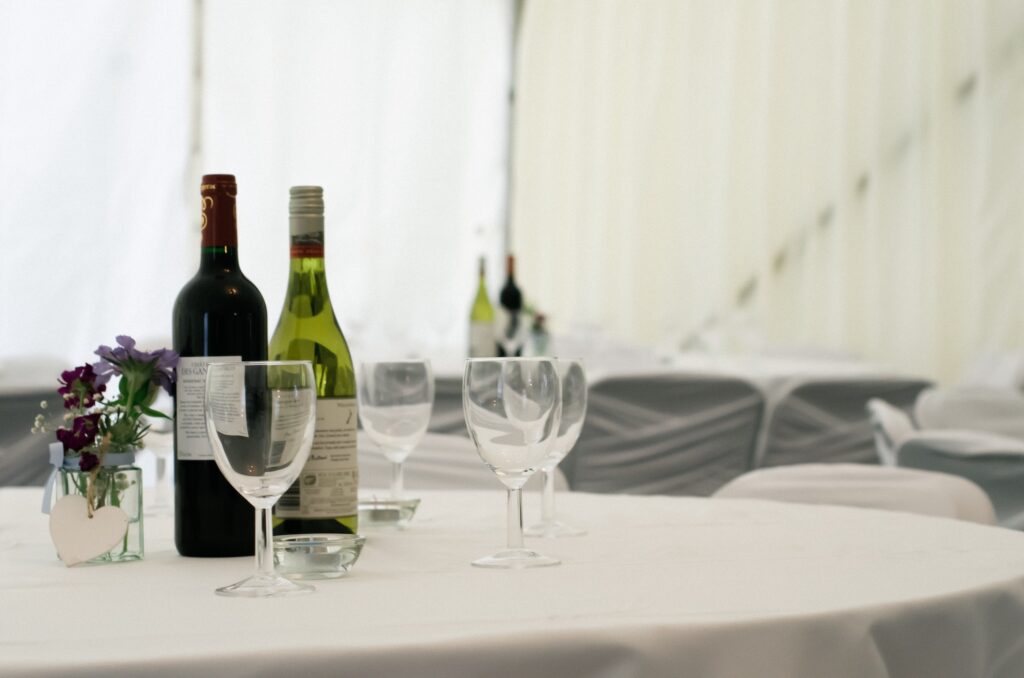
[511,0,1024,382]
[0,0,512,379]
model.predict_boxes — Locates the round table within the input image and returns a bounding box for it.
[3,487,1024,677]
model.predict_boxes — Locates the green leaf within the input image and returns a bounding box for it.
[140,405,171,420]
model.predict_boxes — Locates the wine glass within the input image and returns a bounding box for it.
[463,358,561,568]
[358,360,434,526]
[204,360,317,597]
[526,358,587,537]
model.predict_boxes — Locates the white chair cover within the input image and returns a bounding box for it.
[358,432,567,492]
[896,429,1024,529]
[756,378,931,467]
[562,373,764,496]
[865,398,916,466]
[959,351,1024,391]
[914,386,1024,441]
[713,463,996,525]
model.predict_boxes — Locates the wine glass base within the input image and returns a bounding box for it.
[472,548,560,569]
[524,520,587,538]
[215,572,315,598]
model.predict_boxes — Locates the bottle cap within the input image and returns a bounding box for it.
[202,173,236,186]
[289,186,324,236]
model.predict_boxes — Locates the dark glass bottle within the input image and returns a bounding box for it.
[172,174,268,557]
[497,254,524,356]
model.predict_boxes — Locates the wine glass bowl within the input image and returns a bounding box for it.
[357,360,434,528]
[526,358,588,538]
[205,360,318,597]
[463,358,562,568]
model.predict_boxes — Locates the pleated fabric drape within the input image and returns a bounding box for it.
[511,0,1024,382]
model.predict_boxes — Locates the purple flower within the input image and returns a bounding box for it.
[57,364,106,410]
[78,451,99,472]
[93,335,179,397]
[55,413,101,452]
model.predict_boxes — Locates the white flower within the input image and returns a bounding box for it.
[40,400,48,409]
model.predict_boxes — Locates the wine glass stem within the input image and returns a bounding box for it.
[542,469,556,524]
[390,461,404,500]
[254,507,274,578]
[506,487,524,550]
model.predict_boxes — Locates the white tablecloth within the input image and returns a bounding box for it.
[4,488,1024,677]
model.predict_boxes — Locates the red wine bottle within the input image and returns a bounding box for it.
[497,254,524,356]
[172,174,268,557]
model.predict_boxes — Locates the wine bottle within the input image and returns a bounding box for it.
[497,254,524,357]
[468,256,496,357]
[173,174,268,557]
[270,186,358,536]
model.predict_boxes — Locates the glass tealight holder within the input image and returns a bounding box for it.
[273,533,366,580]
[358,496,421,529]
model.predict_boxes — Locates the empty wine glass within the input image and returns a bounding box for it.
[358,360,434,527]
[205,360,317,597]
[463,358,561,568]
[526,358,587,537]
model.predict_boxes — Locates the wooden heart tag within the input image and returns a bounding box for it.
[49,495,129,567]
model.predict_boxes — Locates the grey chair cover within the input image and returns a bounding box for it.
[428,375,470,436]
[358,432,566,492]
[0,392,57,487]
[756,378,931,468]
[865,398,916,466]
[560,373,765,496]
[897,430,1024,529]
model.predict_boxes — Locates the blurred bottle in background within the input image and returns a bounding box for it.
[497,254,524,356]
[468,256,496,358]
[530,312,550,356]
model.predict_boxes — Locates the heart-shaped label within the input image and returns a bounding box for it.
[49,495,129,567]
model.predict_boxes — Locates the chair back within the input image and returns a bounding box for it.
[865,398,916,465]
[897,431,1024,528]
[563,373,764,496]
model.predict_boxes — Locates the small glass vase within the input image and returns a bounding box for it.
[58,464,144,563]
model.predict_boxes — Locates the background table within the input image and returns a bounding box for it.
[4,488,1024,677]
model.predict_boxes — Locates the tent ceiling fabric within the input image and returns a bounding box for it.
[511,0,1024,381]
[0,0,512,374]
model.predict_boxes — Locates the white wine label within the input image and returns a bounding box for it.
[469,321,496,358]
[268,389,315,470]
[175,356,241,461]
[275,398,358,519]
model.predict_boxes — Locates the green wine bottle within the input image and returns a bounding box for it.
[270,186,358,535]
[469,256,496,357]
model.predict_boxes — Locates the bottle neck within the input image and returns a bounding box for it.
[475,271,489,301]
[199,244,240,272]
[285,234,332,302]
[199,177,240,272]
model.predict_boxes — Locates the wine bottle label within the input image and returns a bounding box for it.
[268,389,316,470]
[290,243,324,258]
[175,356,242,461]
[206,363,249,438]
[276,398,358,518]
[469,321,496,358]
